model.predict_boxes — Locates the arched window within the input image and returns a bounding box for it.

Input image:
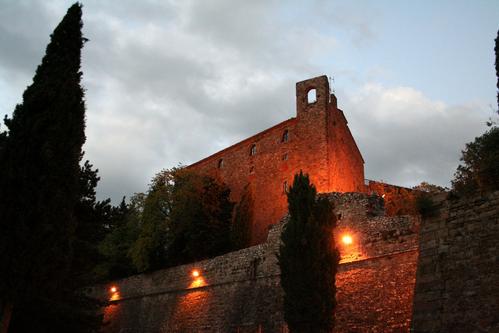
[282,129,289,143]
[307,89,317,104]
[283,180,288,193]
[250,144,257,156]
[218,158,224,169]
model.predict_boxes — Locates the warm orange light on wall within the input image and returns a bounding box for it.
[191,269,200,278]
[109,286,120,301]
[341,234,353,245]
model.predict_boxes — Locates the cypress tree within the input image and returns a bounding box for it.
[279,171,340,333]
[0,3,100,332]
[495,30,498,112]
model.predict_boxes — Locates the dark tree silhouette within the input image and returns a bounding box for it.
[231,184,254,250]
[279,172,340,333]
[495,30,498,112]
[0,3,102,332]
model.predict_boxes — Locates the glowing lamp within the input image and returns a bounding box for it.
[110,286,117,293]
[191,270,200,278]
[341,234,353,245]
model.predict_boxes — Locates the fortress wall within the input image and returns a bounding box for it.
[97,193,420,333]
[412,191,499,333]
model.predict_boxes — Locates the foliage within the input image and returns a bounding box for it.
[495,30,499,114]
[129,170,174,272]
[488,30,499,126]
[452,127,499,195]
[412,182,446,218]
[0,3,103,332]
[167,168,234,266]
[96,195,142,280]
[72,161,113,283]
[279,171,339,333]
[231,184,254,250]
[412,181,447,193]
[125,168,234,272]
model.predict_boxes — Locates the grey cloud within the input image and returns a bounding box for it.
[0,1,490,203]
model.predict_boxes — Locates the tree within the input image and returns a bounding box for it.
[231,184,254,250]
[0,3,101,332]
[73,161,113,283]
[97,195,142,280]
[167,168,234,266]
[495,30,498,113]
[279,172,340,333]
[452,127,499,195]
[129,171,173,272]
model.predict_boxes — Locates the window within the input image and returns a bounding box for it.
[249,166,255,174]
[250,144,257,156]
[282,130,289,143]
[282,153,288,161]
[218,158,224,169]
[307,89,317,104]
[283,181,288,193]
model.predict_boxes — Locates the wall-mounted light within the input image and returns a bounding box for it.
[189,269,206,288]
[109,285,120,301]
[341,234,353,245]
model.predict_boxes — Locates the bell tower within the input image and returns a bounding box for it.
[296,75,330,119]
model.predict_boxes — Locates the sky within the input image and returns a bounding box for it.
[1,0,498,203]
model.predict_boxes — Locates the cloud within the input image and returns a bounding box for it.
[341,83,490,188]
[0,1,493,203]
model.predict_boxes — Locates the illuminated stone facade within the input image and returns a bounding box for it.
[188,75,365,244]
[97,192,420,332]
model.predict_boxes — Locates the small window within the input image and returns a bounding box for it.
[282,153,288,161]
[249,166,255,174]
[283,181,288,194]
[218,158,224,169]
[282,130,289,143]
[307,89,317,104]
[250,144,257,156]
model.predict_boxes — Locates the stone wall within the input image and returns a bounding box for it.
[412,191,499,333]
[96,193,420,333]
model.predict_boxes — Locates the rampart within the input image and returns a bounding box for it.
[411,190,499,332]
[96,193,420,333]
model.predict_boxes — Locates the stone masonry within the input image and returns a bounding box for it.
[96,192,420,333]
[412,190,499,333]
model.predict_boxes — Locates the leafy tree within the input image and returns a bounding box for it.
[495,30,498,113]
[0,4,103,332]
[412,181,446,218]
[452,127,499,195]
[279,172,340,333]
[231,184,254,250]
[129,171,174,272]
[97,195,143,280]
[167,168,234,266]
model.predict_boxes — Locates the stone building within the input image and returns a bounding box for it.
[189,75,365,244]
[94,75,499,332]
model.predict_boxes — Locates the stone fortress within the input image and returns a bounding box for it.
[189,75,365,245]
[96,76,499,333]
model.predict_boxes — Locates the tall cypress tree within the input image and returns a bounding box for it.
[0,3,100,332]
[495,30,498,112]
[279,171,340,333]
